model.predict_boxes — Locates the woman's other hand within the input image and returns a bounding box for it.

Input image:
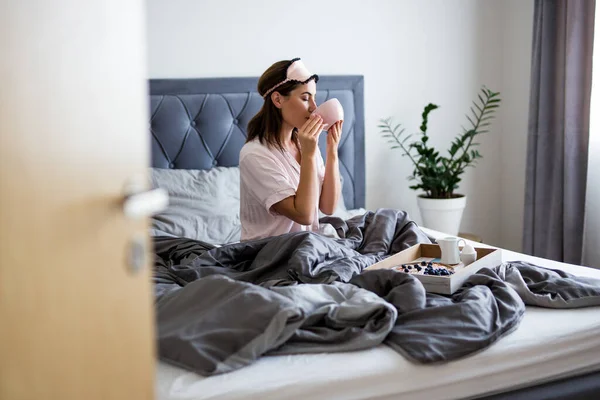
[327,120,343,155]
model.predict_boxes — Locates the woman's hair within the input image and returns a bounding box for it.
[246,59,303,150]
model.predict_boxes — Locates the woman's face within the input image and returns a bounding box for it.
[277,81,318,130]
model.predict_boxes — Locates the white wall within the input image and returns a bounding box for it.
[146,0,534,250]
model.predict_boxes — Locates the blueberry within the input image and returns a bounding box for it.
[416,266,422,271]
[421,261,427,266]
[408,265,413,270]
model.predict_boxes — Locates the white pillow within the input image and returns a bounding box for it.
[318,176,367,238]
[149,167,241,244]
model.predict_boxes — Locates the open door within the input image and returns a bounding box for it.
[0,1,155,399]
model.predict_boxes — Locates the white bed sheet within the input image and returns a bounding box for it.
[156,227,600,400]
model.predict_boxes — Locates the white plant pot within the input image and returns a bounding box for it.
[416,194,467,236]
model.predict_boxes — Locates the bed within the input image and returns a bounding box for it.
[148,76,600,400]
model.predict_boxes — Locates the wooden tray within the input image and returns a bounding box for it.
[365,243,502,295]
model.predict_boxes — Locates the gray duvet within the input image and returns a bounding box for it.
[152,209,600,376]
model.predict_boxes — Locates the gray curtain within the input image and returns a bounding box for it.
[523,0,595,264]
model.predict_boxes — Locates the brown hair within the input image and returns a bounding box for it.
[246,59,303,151]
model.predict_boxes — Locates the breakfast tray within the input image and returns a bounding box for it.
[365,243,502,295]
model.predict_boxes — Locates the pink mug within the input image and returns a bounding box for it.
[312,98,344,131]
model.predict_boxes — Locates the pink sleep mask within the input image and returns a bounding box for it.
[263,58,319,98]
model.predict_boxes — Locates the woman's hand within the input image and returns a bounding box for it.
[327,120,343,154]
[298,114,324,157]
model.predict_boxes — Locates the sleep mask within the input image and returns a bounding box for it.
[263,58,319,98]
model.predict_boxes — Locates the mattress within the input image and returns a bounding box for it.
[155,230,600,400]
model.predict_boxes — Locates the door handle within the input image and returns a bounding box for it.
[123,188,169,219]
[122,175,169,219]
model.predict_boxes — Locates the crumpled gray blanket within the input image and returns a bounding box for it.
[152,209,600,376]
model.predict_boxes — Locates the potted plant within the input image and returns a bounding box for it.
[378,86,501,235]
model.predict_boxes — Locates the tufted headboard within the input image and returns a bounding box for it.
[148,76,365,209]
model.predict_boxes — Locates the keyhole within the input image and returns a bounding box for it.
[127,234,146,274]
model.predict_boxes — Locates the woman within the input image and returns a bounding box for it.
[239,58,342,241]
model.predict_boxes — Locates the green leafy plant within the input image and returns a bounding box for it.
[378,86,501,199]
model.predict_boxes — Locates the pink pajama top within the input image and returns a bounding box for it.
[239,139,325,241]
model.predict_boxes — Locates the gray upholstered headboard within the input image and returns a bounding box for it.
[148,76,365,209]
